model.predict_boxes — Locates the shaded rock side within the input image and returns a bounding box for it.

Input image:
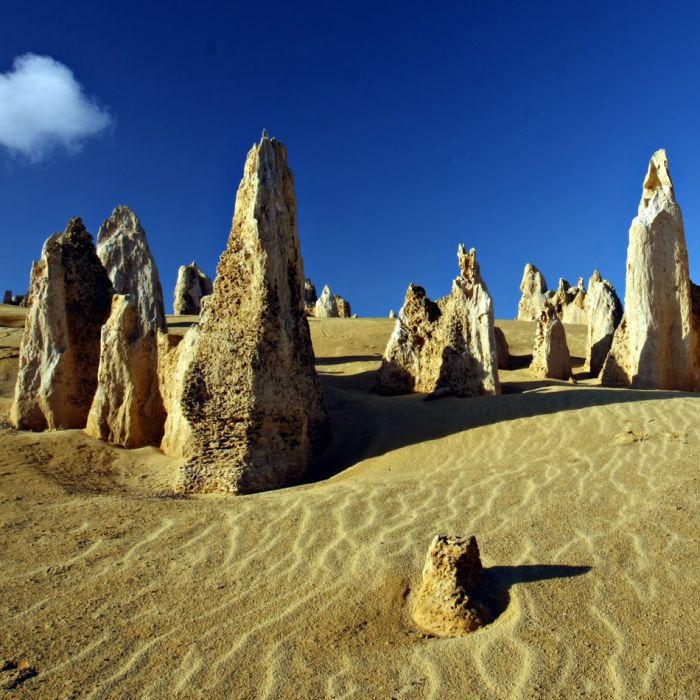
[11,218,113,430]
[585,270,623,376]
[85,295,166,447]
[173,262,213,315]
[529,302,572,379]
[376,246,500,397]
[96,205,166,333]
[517,263,548,321]
[175,133,331,493]
[412,535,490,637]
[304,278,317,316]
[601,150,699,390]
[494,326,510,370]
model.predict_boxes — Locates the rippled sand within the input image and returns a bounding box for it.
[1,306,698,698]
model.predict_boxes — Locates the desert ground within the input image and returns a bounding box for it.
[1,304,698,699]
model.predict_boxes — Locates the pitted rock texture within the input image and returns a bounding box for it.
[11,218,113,430]
[174,133,330,493]
[601,150,699,390]
[96,205,166,333]
[173,262,213,315]
[517,263,548,321]
[85,295,165,447]
[585,271,623,376]
[412,535,490,637]
[375,246,500,397]
[529,302,572,380]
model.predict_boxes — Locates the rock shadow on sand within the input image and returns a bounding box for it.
[308,366,692,482]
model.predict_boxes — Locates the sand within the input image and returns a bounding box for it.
[1,305,698,698]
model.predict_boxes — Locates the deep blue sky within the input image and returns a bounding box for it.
[2,1,700,317]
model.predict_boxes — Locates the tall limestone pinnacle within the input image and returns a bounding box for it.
[171,131,331,493]
[86,206,167,447]
[601,149,699,390]
[11,218,113,430]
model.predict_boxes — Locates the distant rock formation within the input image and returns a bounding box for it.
[375,246,500,397]
[517,264,589,324]
[412,535,490,637]
[304,278,317,316]
[552,278,588,324]
[173,262,213,315]
[585,271,623,376]
[172,132,330,493]
[494,326,510,370]
[11,218,113,430]
[95,206,166,331]
[85,206,166,447]
[389,309,397,319]
[601,150,699,390]
[517,263,548,321]
[314,285,338,318]
[2,290,26,306]
[335,295,351,318]
[529,301,572,379]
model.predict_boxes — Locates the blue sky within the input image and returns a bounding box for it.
[2,1,700,317]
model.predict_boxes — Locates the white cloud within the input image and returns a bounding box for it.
[0,53,112,162]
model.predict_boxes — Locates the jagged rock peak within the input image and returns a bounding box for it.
[170,134,330,493]
[96,205,166,333]
[601,149,699,390]
[375,245,499,397]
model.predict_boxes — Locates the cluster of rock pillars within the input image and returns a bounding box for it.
[7,141,700,500]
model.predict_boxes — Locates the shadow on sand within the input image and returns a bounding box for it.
[482,564,592,625]
[306,360,694,483]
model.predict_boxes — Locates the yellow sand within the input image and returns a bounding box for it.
[0,305,698,698]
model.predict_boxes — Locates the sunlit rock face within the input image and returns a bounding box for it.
[529,301,572,380]
[11,218,113,430]
[517,263,548,321]
[376,246,500,397]
[173,132,331,494]
[601,150,699,390]
[173,261,213,315]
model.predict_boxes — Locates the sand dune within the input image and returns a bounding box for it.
[1,306,698,698]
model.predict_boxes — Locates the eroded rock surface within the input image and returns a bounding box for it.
[11,218,113,430]
[335,295,352,318]
[174,132,330,493]
[96,205,166,333]
[173,262,213,315]
[585,271,623,376]
[552,278,588,324]
[85,295,165,447]
[529,302,572,379]
[412,535,490,637]
[376,246,500,397]
[601,150,699,390]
